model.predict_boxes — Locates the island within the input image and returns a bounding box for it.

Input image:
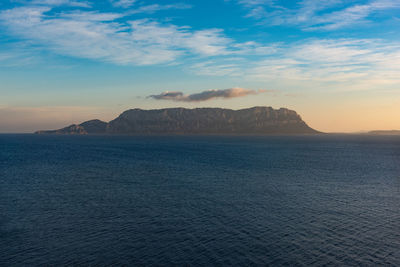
[35,107,320,135]
[368,130,400,135]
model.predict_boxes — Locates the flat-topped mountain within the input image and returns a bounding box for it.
[35,107,319,135]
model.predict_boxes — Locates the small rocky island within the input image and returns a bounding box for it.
[368,130,400,135]
[35,107,319,135]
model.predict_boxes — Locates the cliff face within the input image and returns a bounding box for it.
[35,107,319,135]
[107,107,318,134]
[79,120,108,134]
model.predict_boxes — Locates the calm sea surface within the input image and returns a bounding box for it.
[0,134,399,266]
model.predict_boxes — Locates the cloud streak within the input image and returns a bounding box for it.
[110,0,136,8]
[20,0,91,7]
[237,0,400,30]
[191,38,400,90]
[127,3,192,14]
[0,4,266,66]
[0,6,230,65]
[148,88,268,102]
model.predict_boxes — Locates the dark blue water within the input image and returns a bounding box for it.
[1,134,399,266]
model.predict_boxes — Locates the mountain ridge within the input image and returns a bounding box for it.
[35,106,320,135]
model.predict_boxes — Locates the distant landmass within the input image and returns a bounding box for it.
[368,130,400,135]
[35,107,320,135]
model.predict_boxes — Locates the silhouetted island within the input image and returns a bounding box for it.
[35,107,320,135]
[368,130,400,135]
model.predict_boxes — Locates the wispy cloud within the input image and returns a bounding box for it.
[18,0,91,7]
[0,6,232,65]
[0,40,45,67]
[237,0,400,30]
[109,0,136,8]
[251,39,400,86]
[192,39,400,90]
[127,3,192,14]
[2,0,399,93]
[0,50,39,67]
[148,88,269,102]
[0,4,268,66]
[190,60,242,76]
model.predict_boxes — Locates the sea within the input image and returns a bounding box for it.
[0,134,399,266]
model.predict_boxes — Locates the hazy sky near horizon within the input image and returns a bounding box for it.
[1,0,400,133]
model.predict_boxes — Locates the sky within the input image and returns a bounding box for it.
[0,0,400,133]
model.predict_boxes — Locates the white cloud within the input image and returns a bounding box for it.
[2,1,399,93]
[0,5,271,66]
[237,0,400,30]
[109,0,136,8]
[0,6,239,65]
[192,39,400,90]
[22,0,91,7]
[126,3,192,14]
[0,49,39,67]
[190,60,242,76]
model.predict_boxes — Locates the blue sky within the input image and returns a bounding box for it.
[1,0,400,132]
